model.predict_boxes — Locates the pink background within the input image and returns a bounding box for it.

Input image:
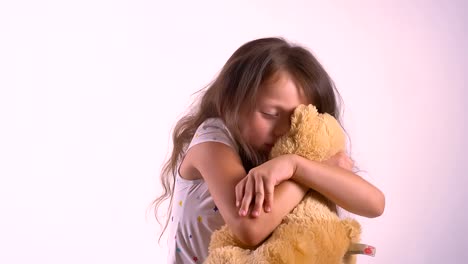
[0,0,466,263]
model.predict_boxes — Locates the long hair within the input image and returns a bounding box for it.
[152,37,344,240]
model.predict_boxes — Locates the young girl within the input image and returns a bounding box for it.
[154,37,385,263]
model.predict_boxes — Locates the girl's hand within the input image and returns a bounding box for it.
[323,151,354,171]
[235,154,296,218]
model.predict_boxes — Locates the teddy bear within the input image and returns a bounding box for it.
[204,104,376,264]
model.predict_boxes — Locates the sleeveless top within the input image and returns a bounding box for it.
[167,118,238,263]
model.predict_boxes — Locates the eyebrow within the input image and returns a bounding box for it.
[258,101,297,114]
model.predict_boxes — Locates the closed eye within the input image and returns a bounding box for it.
[261,111,279,118]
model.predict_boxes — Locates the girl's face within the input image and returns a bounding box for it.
[239,71,309,155]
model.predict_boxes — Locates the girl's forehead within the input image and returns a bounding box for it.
[257,71,308,107]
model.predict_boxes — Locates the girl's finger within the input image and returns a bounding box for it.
[239,175,254,216]
[252,174,264,217]
[235,178,245,208]
[263,177,274,213]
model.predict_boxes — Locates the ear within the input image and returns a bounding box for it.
[322,113,347,154]
[342,218,361,241]
[290,104,318,130]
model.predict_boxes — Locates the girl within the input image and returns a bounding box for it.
[154,37,385,263]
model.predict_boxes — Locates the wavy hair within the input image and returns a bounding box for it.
[153,37,344,240]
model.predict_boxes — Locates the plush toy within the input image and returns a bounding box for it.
[204,104,376,264]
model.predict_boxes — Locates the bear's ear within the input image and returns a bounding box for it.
[342,219,361,240]
[322,113,346,152]
[292,104,318,119]
[290,104,318,132]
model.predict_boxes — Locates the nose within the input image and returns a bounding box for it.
[273,117,291,137]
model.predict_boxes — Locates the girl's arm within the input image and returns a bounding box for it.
[237,153,385,219]
[184,142,308,247]
[291,154,385,218]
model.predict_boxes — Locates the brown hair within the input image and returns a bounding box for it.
[153,37,343,240]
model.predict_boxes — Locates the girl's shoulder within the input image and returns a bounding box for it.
[179,118,240,181]
[198,117,228,131]
[189,118,238,152]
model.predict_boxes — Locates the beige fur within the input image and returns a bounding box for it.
[205,104,362,264]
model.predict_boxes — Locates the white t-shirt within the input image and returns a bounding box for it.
[167,118,238,264]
